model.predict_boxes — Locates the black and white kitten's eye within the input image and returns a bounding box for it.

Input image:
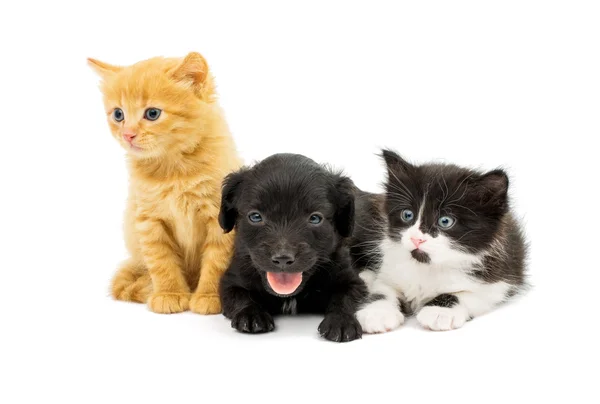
[438,216,455,229]
[112,108,124,122]
[144,108,162,121]
[309,213,323,225]
[248,212,263,224]
[401,209,414,222]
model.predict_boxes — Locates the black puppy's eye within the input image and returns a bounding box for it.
[248,212,263,223]
[309,213,323,225]
[144,108,161,121]
[113,108,124,122]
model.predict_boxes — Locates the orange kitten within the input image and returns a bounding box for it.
[88,52,241,314]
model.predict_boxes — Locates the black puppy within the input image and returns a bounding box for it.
[218,153,367,342]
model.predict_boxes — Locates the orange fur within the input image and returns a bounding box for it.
[89,53,241,314]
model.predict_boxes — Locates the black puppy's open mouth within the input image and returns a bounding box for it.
[266,272,303,295]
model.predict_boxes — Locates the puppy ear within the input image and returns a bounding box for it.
[381,149,414,178]
[219,169,246,233]
[333,176,356,238]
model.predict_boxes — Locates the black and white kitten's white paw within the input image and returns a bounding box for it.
[356,300,405,334]
[416,306,469,331]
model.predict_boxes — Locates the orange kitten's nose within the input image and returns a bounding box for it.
[411,237,426,248]
[123,132,136,143]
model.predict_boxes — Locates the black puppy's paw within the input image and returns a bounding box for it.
[318,313,362,342]
[231,307,275,334]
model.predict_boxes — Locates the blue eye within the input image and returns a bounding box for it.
[113,108,124,122]
[248,212,263,223]
[401,209,414,222]
[438,216,455,229]
[309,214,323,225]
[144,108,161,121]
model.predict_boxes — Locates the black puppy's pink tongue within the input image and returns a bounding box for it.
[266,272,303,295]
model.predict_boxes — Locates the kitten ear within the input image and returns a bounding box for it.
[471,169,509,209]
[332,175,356,238]
[171,52,214,97]
[219,169,247,233]
[381,149,414,176]
[87,58,122,78]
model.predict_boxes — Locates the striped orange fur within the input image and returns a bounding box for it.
[89,53,241,314]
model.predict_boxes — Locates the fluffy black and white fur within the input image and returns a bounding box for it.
[218,153,367,342]
[351,150,527,332]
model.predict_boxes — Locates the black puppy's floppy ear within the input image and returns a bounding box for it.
[219,169,246,233]
[333,175,356,238]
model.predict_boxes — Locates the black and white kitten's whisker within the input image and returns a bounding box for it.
[387,171,415,201]
[446,172,474,203]
[350,240,384,249]
[454,230,477,243]
[436,174,450,206]
[387,191,412,202]
[446,202,479,217]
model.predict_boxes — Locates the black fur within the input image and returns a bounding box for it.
[381,149,511,255]
[424,294,459,308]
[397,298,414,316]
[411,249,431,264]
[349,192,385,270]
[218,154,367,342]
[350,149,527,288]
[365,293,386,303]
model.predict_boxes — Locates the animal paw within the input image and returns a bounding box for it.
[318,313,362,342]
[147,292,190,314]
[111,263,149,303]
[231,307,275,334]
[416,306,469,331]
[190,293,222,315]
[355,300,405,334]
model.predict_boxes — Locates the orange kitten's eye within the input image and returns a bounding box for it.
[144,108,161,121]
[112,108,124,122]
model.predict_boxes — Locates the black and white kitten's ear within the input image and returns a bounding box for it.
[87,58,122,79]
[471,169,510,210]
[218,169,247,233]
[332,176,356,238]
[171,52,215,99]
[381,149,414,177]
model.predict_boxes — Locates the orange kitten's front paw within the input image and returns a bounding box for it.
[190,294,222,315]
[147,292,190,314]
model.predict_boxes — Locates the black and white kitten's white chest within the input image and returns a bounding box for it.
[356,229,514,334]
[371,235,510,307]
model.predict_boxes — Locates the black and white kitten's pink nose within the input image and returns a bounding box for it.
[411,237,427,249]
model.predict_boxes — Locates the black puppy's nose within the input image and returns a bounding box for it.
[271,254,296,269]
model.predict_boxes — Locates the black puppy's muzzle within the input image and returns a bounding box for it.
[271,252,296,270]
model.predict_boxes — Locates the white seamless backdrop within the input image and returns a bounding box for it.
[1,1,598,403]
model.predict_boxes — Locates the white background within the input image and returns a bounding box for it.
[1,1,598,403]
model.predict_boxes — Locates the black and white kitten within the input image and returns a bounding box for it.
[351,150,527,332]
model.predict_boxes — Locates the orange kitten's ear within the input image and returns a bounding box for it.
[87,58,122,78]
[172,52,209,84]
[171,52,215,99]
